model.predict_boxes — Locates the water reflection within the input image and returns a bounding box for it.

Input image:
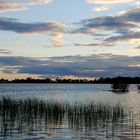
[0,97,140,139]
[111,83,129,93]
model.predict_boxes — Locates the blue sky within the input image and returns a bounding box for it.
[0,0,140,79]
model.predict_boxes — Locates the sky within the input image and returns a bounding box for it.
[0,0,140,80]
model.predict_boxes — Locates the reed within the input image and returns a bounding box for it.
[0,97,127,138]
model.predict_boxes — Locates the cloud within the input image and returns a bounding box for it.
[0,56,43,66]
[105,32,140,43]
[72,7,140,45]
[16,54,140,77]
[0,17,65,47]
[74,42,114,47]
[2,69,14,74]
[29,0,52,5]
[51,32,65,47]
[86,0,134,4]
[86,0,135,13]
[129,64,140,67]
[0,18,65,34]
[0,1,28,12]
[1,7,140,47]
[120,8,140,23]
[135,46,140,49]
[0,0,52,12]
[0,54,140,77]
[72,16,136,38]
[75,16,136,34]
[92,6,109,12]
[0,49,11,54]
[74,42,100,47]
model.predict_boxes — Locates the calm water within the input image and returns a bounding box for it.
[0,84,140,140]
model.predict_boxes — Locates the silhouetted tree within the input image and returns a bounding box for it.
[111,83,129,93]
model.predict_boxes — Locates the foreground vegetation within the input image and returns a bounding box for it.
[0,97,125,137]
[0,97,139,139]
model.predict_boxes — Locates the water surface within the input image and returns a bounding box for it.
[0,84,140,140]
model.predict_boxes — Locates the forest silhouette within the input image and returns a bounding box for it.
[0,77,140,84]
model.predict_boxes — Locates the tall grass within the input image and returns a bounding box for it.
[0,97,130,138]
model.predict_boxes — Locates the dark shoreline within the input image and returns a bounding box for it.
[0,77,140,84]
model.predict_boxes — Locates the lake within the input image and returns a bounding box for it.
[0,84,140,140]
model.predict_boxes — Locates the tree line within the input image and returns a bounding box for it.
[0,76,140,84]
